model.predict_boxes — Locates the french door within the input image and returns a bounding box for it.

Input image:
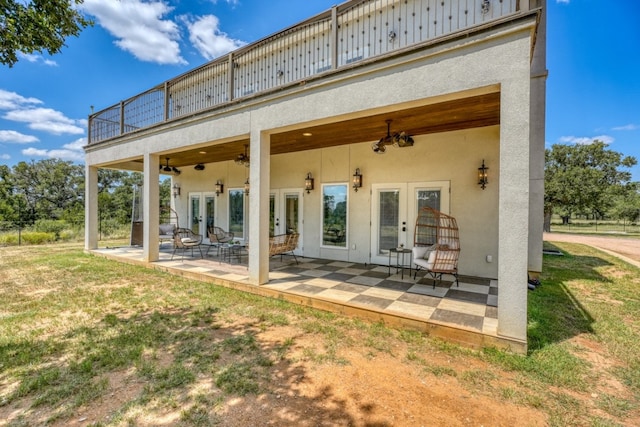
[188,192,216,242]
[370,181,450,265]
[270,189,303,255]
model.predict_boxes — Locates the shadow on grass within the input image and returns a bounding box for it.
[527,250,613,352]
[0,306,382,426]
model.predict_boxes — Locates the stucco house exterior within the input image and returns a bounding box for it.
[84,0,547,352]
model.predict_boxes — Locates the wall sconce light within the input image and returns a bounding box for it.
[172,183,181,198]
[215,180,224,196]
[478,160,488,190]
[352,168,363,192]
[304,172,314,194]
[481,0,491,15]
[244,178,250,196]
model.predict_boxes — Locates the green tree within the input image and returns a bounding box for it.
[1,0,92,67]
[544,141,637,231]
[11,159,84,225]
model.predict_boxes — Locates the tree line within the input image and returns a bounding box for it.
[0,159,170,236]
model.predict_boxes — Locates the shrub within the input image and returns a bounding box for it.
[33,220,68,239]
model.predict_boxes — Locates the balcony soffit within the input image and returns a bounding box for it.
[128,91,499,169]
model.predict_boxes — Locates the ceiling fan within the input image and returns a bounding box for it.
[160,157,181,175]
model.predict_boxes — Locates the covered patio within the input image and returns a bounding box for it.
[90,246,517,351]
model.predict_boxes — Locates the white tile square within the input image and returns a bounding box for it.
[482,317,498,335]
[328,261,354,268]
[317,288,359,302]
[361,287,404,300]
[301,269,331,277]
[347,275,384,286]
[407,284,448,298]
[457,282,490,294]
[437,299,487,317]
[305,278,342,288]
[385,301,436,319]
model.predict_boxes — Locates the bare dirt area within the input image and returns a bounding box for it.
[544,232,640,266]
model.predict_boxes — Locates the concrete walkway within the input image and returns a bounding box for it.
[544,232,640,269]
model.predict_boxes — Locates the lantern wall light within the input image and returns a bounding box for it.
[352,168,363,192]
[478,160,488,190]
[215,180,224,196]
[304,172,314,193]
[172,183,181,198]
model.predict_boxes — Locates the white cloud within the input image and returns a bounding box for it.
[186,15,246,60]
[3,108,85,135]
[17,52,58,67]
[556,0,570,4]
[559,135,615,145]
[81,0,186,65]
[22,137,86,162]
[0,130,40,144]
[612,124,638,131]
[0,154,10,160]
[0,89,43,110]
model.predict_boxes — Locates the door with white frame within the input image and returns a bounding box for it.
[188,192,216,242]
[270,188,303,255]
[370,181,450,266]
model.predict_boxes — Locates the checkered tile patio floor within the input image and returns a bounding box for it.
[92,246,499,338]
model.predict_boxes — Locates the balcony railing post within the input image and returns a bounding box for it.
[87,115,92,145]
[119,101,125,136]
[228,53,235,102]
[331,6,338,70]
[164,82,169,121]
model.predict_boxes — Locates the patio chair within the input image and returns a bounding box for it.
[269,233,299,264]
[412,207,460,287]
[171,228,203,260]
[207,226,234,256]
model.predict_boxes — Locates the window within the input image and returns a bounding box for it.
[322,184,347,247]
[228,189,244,239]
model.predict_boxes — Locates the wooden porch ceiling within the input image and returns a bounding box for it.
[159,92,500,168]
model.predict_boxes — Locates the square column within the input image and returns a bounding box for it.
[84,164,99,250]
[248,129,270,285]
[497,77,531,344]
[143,153,160,262]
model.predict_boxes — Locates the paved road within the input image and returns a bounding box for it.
[544,232,640,268]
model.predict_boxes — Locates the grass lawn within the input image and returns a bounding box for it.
[0,242,639,426]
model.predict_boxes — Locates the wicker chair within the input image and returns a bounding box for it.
[412,207,460,287]
[269,233,299,264]
[171,228,203,260]
[207,226,234,256]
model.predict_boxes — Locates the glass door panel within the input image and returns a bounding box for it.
[189,194,201,234]
[271,189,303,254]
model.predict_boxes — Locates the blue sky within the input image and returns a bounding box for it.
[1,0,639,180]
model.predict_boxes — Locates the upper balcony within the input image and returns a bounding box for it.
[88,0,541,146]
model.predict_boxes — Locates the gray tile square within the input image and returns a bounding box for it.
[416,277,453,288]
[350,294,394,310]
[333,282,371,293]
[361,270,390,279]
[445,289,488,304]
[323,272,357,282]
[397,292,442,307]
[347,275,385,286]
[376,280,413,292]
[289,283,327,295]
[430,309,484,331]
[458,275,492,286]
[485,306,498,319]
[487,294,498,307]
[316,265,343,272]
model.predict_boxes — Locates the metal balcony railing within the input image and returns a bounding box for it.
[89,0,527,145]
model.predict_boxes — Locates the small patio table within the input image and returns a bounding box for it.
[388,247,412,279]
